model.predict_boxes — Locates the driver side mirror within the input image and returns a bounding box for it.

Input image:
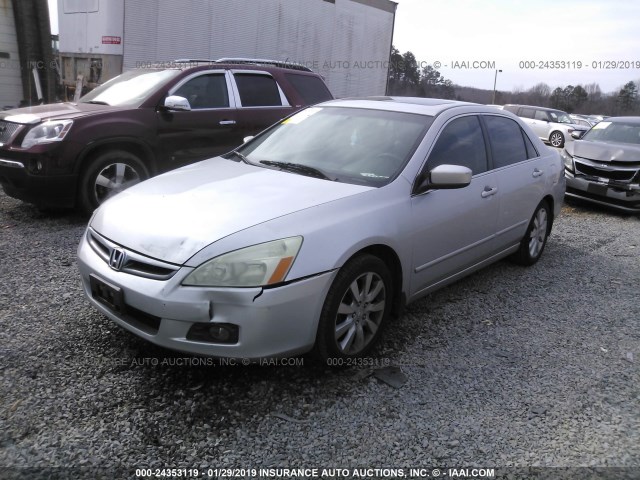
[163,95,191,112]
[571,131,583,139]
[414,164,473,195]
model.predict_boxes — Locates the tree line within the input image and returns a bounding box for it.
[387,46,640,116]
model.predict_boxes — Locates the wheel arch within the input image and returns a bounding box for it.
[74,137,156,177]
[344,244,405,319]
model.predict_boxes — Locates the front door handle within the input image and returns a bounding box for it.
[219,120,236,125]
[481,186,498,198]
[532,168,544,177]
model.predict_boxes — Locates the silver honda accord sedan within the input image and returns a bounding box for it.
[77,98,565,361]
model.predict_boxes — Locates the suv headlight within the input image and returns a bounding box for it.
[21,120,73,149]
[182,236,303,287]
[560,149,574,172]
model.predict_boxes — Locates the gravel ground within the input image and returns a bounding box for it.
[0,190,638,480]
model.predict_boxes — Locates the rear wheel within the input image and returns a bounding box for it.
[511,201,550,266]
[314,254,393,362]
[78,150,149,214]
[549,131,565,148]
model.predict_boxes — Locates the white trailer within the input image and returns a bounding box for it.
[0,0,23,109]
[58,0,397,98]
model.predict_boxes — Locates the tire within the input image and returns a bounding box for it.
[78,150,149,214]
[314,254,393,362]
[549,131,565,148]
[511,201,550,266]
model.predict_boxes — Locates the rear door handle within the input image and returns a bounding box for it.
[481,186,498,198]
[532,168,544,177]
[219,120,236,125]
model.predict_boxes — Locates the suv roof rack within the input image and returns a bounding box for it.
[173,57,313,72]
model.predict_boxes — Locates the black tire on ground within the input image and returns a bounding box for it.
[313,254,393,363]
[78,150,149,214]
[511,200,551,266]
[549,131,565,148]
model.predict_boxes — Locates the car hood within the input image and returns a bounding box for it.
[90,158,373,264]
[567,140,640,162]
[0,102,120,123]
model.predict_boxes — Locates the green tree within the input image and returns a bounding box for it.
[617,81,638,113]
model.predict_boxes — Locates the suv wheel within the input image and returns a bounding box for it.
[549,131,565,148]
[79,150,149,214]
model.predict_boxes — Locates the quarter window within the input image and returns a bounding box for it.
[234,74,283,107]
[484,116,528,168]
[174,74,229,109]
[285,73,333,105]
[427,116,488,174]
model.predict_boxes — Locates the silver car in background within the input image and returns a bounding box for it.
[77,98,565,361]
[562,116,640,212]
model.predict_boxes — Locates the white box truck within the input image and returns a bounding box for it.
[57,0,397,98]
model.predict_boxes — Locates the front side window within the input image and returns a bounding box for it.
[483,116,528,168]
[174,74,229,109]
[234,74,283,107]
[237,107,432,186]
[426,116,488,174]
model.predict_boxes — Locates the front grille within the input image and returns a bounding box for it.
[574,158,640,183]
[0,121,21,144]
[87,228,180,280]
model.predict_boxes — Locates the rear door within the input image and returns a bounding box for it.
[156,70,241,171]
[230,70,295,139]
[410,114,499,297]
[481,114,547,247]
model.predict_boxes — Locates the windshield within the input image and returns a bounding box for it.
[549,111,573,124]
[582,121,640,145]
[80,69,181,107]
[237,106,432,187]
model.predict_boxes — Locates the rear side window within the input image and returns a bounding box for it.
[483,116,528,168]
[427,116,488,175]
[234,74,282,107]
[285,74,332,105]
[534,110,548,121]
[522,131,539,158]
[520,108,535,119]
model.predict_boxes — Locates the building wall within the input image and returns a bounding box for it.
[0,0,23,109]
[122,0,396,97]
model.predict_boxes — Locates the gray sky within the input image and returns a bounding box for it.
[48,0,640,94]
[393,0,640,94]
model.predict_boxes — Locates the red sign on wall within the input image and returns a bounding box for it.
[102,36,122,45]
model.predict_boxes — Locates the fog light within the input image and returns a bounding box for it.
[209,326,230,342]
[186,322,239,344]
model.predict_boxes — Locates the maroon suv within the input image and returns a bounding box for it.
[0,59,333,213]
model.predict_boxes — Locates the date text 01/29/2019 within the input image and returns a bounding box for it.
[518,60,640,69]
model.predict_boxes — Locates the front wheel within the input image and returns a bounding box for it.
[549,131,565,148]
[314,254,393,362]
[511,201,550,266]
[78,150,149,214]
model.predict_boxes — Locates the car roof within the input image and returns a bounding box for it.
[603,116,640,124]
[319,97,487,116]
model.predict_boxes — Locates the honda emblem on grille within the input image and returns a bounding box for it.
[108,248,126,271]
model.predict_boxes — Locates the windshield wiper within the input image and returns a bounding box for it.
[228,150,250,164]
[260,160,334,180]
[83,100,110,106]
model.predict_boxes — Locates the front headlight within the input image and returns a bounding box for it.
[560,149,574,172]
[21,120,73,149]
[182,236,303,287]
